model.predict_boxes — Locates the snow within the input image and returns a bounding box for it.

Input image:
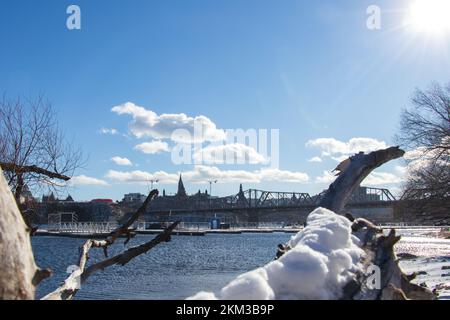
[188,207,365,300]
[395,231,450,300]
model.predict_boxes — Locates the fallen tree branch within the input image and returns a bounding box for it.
[0,162,71,181]
[347,222,436,300]
[41,188,179,300]
[82,221,180,282]
[277,146,435,300]
[87,189,160,257]
[318,146,405,213]
[42,221,180,300]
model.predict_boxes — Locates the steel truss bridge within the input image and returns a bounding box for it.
[149,186,397,213]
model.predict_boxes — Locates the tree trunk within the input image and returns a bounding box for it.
[0,167,48,299]
[318,146,405,213]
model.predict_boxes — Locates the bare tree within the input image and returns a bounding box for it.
[396,83,450,219]
[0,94,84,228]
[399,82,449,162]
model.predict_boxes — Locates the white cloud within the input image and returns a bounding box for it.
[193,143,267,165]
[308,156,322,163]
[259,168,309,183]
[69,175,109,187]
[112,102,226,143]
[106,165,309,185]
[134,140,170,154]
[315,171,337,184]
[315,169,402,186]
[106,170,179,184]
[111,156,133,166]
[331,155,349,163]
[189,208,364,300]
[306,137,388,157]
[99,128,118,135]
[363,172,402,185]
[185,166,309,184]
[395,146,447,181]
[395,165,407,176]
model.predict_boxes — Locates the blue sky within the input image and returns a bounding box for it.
[1,0,449,201]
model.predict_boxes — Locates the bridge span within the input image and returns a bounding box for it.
[146,186,398,223]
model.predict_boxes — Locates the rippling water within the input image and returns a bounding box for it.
[32,233,291,300]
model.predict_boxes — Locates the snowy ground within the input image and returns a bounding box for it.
[394,228,450,300]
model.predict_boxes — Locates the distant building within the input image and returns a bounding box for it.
[36,193,115,223]
[176,175,187,197]
[91,199,114,204]
[146,175,209,211]
[41,193,76,203]
[42,192,56,203]
[122,193,147,204]
[20,185,36,203]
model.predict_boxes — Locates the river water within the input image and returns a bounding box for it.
[32,233,290,300]
[32,229,450,300]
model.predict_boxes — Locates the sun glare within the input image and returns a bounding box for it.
[407,0,450,35]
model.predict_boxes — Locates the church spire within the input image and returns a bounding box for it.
[237,183,248,206]
[177,174,187,197]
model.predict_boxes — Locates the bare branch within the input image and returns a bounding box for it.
[41,189,178,300]
[0,162,71,181]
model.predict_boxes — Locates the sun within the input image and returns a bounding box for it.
[407,0,450,35]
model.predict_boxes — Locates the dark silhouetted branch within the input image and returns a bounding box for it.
[41,189,180,300]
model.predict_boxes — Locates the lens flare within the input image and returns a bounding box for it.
[407,0,450,35]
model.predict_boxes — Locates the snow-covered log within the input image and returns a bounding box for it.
[344,218,436,300]
[189,207,436,300]
[190,147,436,300]
[189,208,366,300]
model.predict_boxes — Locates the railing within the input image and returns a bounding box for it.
[378,222,448,228]
[47,222,119,233]
[139,221,302,231]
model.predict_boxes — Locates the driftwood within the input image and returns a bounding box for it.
[42,221,180,300]
[0,167,51,299]
[42,190,180,300]
[340,221,436,300]
[0,162,71,182]
[318,146,405,213]
[0,164,180,300]
[279,147,436,300]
